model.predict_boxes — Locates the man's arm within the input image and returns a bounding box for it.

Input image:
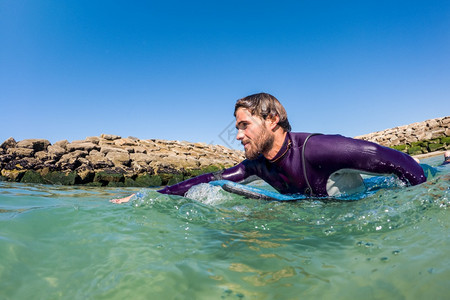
[110,162,251,203]
[158,162,249,195]
[307,134,426,185]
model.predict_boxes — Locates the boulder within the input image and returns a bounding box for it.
[58,150,88,164]
[106,151,130,167]
[7,147,34,157]
[76,165,95,184]
[100,146,128,155]
[101,134,121,140]
[42,171,77,185]
[35,151,49,161]
[16,139,50,151]
[86,150,114,169]
[56,150,88,170]
[66,142,100,152]
[47,145,66,160]
[54,140,69,150]
[94,170,124,186]
[130,160,152,173]
[431,128,446,139]
[21,170,45,184]
[1,169,26,182]
[130,153,153,163]
[1,137,17,150]
[133,146,147,154]
[114,138,138,147]
[85,136,100,144]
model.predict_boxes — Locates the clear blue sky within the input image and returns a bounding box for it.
[1,0,449,150]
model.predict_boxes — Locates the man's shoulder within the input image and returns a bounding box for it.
[290,132,353,144]
[289,132,367,156]
[288,132,312,146]
[289,131,340,147]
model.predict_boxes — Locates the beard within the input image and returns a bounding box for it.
[243,125,274,160]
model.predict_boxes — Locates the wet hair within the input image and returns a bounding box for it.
[234,93,291,132]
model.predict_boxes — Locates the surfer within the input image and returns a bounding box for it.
[111,93,426,203]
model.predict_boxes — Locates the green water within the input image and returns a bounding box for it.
[0,156,448,300]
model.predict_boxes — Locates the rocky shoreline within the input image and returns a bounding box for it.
[1,116,448,187]
[0,134,244,187]
[355,116,450,155]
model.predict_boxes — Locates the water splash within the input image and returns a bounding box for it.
[185,183,233,205]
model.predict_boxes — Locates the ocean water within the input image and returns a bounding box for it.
[0,156,448,300]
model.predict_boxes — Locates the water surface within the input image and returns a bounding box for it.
[0,156,448,299]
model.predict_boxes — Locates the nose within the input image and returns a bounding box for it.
[236,129,244,141]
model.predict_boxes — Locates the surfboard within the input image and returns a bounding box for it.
[209,180,364,202]
[209,180,307,201]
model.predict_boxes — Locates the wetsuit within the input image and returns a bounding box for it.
[158,132,426,197]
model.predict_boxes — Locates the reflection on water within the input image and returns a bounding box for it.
[0,156,448,299]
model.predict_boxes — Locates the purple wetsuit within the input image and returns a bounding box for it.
[158,132,426,197]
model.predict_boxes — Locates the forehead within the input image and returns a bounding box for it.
[235,108,263,126]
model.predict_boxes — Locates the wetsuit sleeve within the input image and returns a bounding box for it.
[307,135,426,185]
[157,162,250,196]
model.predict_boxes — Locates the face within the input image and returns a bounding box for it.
[235,108,274,160]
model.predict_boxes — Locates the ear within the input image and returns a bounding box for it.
[265,115,280,131]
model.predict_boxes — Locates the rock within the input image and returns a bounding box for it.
[124,147,135,153]
[426,119,439,129]
[66,141,100,152]
[428,143,444,152]
[57,150,88,170]
[47,145,66,160]
[7,147,34,157]
[21,170,45,184]
[58,150,88,164]
[42,171,77,185]
[85,136,100,144]
[16,139,50,152]
[417,132,433,141]
[130,161,151,173]
[167,174,184,185]
[130,153,153,163]
[105,151,130,167]
[35,151,49,161]
[100,146,128,155]
[355,116,449,155]
[54,140,69,149]
[76,165,95,184]
[1,169,26,182]
[407,146,423,155]
[114,138,138,147]
[133,174,162,187]
[431,128,446,139]
[86,150,114,169]
[133,146,147,154]
[94,171,124,186]
[1,137,17,150]
[101,134,121,140]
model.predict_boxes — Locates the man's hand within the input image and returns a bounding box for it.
[109,194,135,204]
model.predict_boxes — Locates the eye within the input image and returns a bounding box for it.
[236,122,248,130]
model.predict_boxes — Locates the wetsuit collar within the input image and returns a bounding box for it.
[268,132,291,163]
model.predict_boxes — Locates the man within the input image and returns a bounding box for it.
[111,93,426,203]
